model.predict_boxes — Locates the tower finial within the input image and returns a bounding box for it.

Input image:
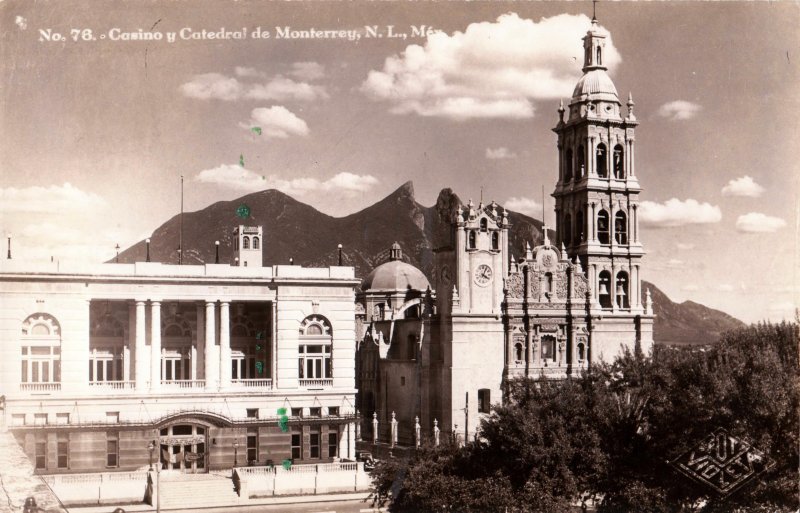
[592,0,598,23]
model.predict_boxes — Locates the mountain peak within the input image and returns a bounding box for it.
[392,181,415,199]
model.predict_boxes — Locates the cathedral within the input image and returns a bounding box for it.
[356,17,655,445]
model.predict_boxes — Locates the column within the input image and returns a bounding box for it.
[134,301,147,391]
[590,202,597,242]
[205,301,217,390]
[195,303,204,382]
[125,303,134,383]
[219,301,231,389]
[150,301,161,390]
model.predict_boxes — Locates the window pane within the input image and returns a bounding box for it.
[310,434,319,458]
[42,362,49,382]
[54,360,60,382]
[328,432,338,458]
[232,359,239,380]
[165,361,172,380]
[21,360,28,382]
[97,361,104,381]
[298,359,304,378]
[314,359,321,378]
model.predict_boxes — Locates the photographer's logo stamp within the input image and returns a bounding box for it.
[670,428,774,496]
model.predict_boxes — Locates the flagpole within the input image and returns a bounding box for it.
[179,175,184,265]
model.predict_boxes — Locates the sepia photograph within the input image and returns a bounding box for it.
[0,1,797,512]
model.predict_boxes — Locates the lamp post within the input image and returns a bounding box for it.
[115,243,120,263]
[147,440,161,513]
[233,439,239,467]
[337,243,343,266]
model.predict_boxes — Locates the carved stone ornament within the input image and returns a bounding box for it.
[554,277,568,299]
[528,272,540,299]
[354,303,366,315]
[573,275,589,298]
[505,273,524,299]
[539,324,559,332]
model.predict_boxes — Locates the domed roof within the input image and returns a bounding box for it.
[362,260,430,292]
[572,69,619,99]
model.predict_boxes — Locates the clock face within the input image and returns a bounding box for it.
[474,264,493,286]
[440,265,451,284]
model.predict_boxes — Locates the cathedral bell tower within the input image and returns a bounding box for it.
[552,17,645,313]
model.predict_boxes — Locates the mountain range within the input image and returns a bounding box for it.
[116,182,742,344]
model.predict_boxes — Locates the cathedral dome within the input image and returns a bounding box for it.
[362,242,430,292]
[571,69,619,100]
[361,260,430,292]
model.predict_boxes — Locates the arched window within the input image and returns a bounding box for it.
[564,149,573,181]
[596,46,602,66]
[598,271,612,309]
[480,218,488,232]
[21,313,62,386]
[543,272,553,296]
[468,231,476,249]
[407,334,417,360]
[596,143,608,178]
[576,210,585,243]
[514,342,523,363]
[577,145,585,179]
[242,236,250,249]
[491,232,499,251]
[299,315,333,382]
[563,214,572,245]
[597,210,610,245]
[577,342,586,361]
[613,144,625,178]
[541,335,557,362]
[252,237,260,250]
[616,272,630,309]
[615,211,628,245]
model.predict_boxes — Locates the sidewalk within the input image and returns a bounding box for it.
[68,491,372,513]
[0,431,67,513]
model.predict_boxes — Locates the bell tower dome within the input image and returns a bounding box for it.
[552,15,646,314]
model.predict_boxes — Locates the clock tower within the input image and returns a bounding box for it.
[433,199,509,440]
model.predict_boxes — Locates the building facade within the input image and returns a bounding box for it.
[357,19,654,445]
[0,226,359,474]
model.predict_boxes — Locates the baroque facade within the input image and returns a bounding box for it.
[0,226,358,474]
[356,19,655,445]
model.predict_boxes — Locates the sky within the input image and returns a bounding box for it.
[1,1,798,324]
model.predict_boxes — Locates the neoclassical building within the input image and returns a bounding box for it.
[0,226,358,474]
[356,18,654,445]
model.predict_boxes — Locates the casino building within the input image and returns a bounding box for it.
[0,226,359,474]
[356,17,655,445]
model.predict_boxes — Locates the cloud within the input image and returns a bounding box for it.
[194,165,378,197]
[290,62,326,81]
[676,242,695,250]
[505,197,543,217]
[721,176,765,198]
[0,182,107,215]
[180,73,244,101]
[715,284,735,292]
[486,147,517,160]
[681,284,699,292]
[639,198,722,228]
[181,66,327,102]
[360,13,621,120]
[735,212,787,233]
[657,100,702,121]
[245,76,328,102]
[241,106,310,138]
[15,16,27,30]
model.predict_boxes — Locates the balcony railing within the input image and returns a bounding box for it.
[160,379,206,389]
[299,378,333,388]
[231,379,273,389]
[89,380,135,390]
[20,382,61,392]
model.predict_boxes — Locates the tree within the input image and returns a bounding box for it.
[369,322,799,513]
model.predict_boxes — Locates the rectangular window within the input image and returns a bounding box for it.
[34,413,47,426]
[309,407,321,417]
[291,433,301,460]
[246,429,258,463]
[11,414,25,426]
[291,408,302,418]
[328,407,339,417]
[298,344,332,379]
[56,435,69,468]
[21,360,28,382]
[56,413,70,425]
[106,434,118,468]
[35,439,46,469]
[400,376,405,386]
[309,432,320,459]
[478,389,491,414]
[328,431,338,458]
[246,408,259,419]
[106,411,120,423]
